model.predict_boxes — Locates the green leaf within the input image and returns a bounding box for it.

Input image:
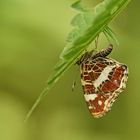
[71,0,88,12]
[24,0,131,122]
[103,26,119,46]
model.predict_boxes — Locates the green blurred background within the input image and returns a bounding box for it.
[0,0,139,140]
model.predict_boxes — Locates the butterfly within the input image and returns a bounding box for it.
[76,44,128,118]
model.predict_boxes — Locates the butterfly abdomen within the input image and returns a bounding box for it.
[92,44,113,59]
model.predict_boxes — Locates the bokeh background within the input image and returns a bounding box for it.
[0,0,139,140]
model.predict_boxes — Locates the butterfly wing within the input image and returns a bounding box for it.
[80,57,128,118]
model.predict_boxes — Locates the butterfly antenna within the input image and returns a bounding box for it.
[72,68,79,92]
[72,80,76,92]
[95,35,99,50]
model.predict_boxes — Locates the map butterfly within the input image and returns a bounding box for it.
[76,44,128,118]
